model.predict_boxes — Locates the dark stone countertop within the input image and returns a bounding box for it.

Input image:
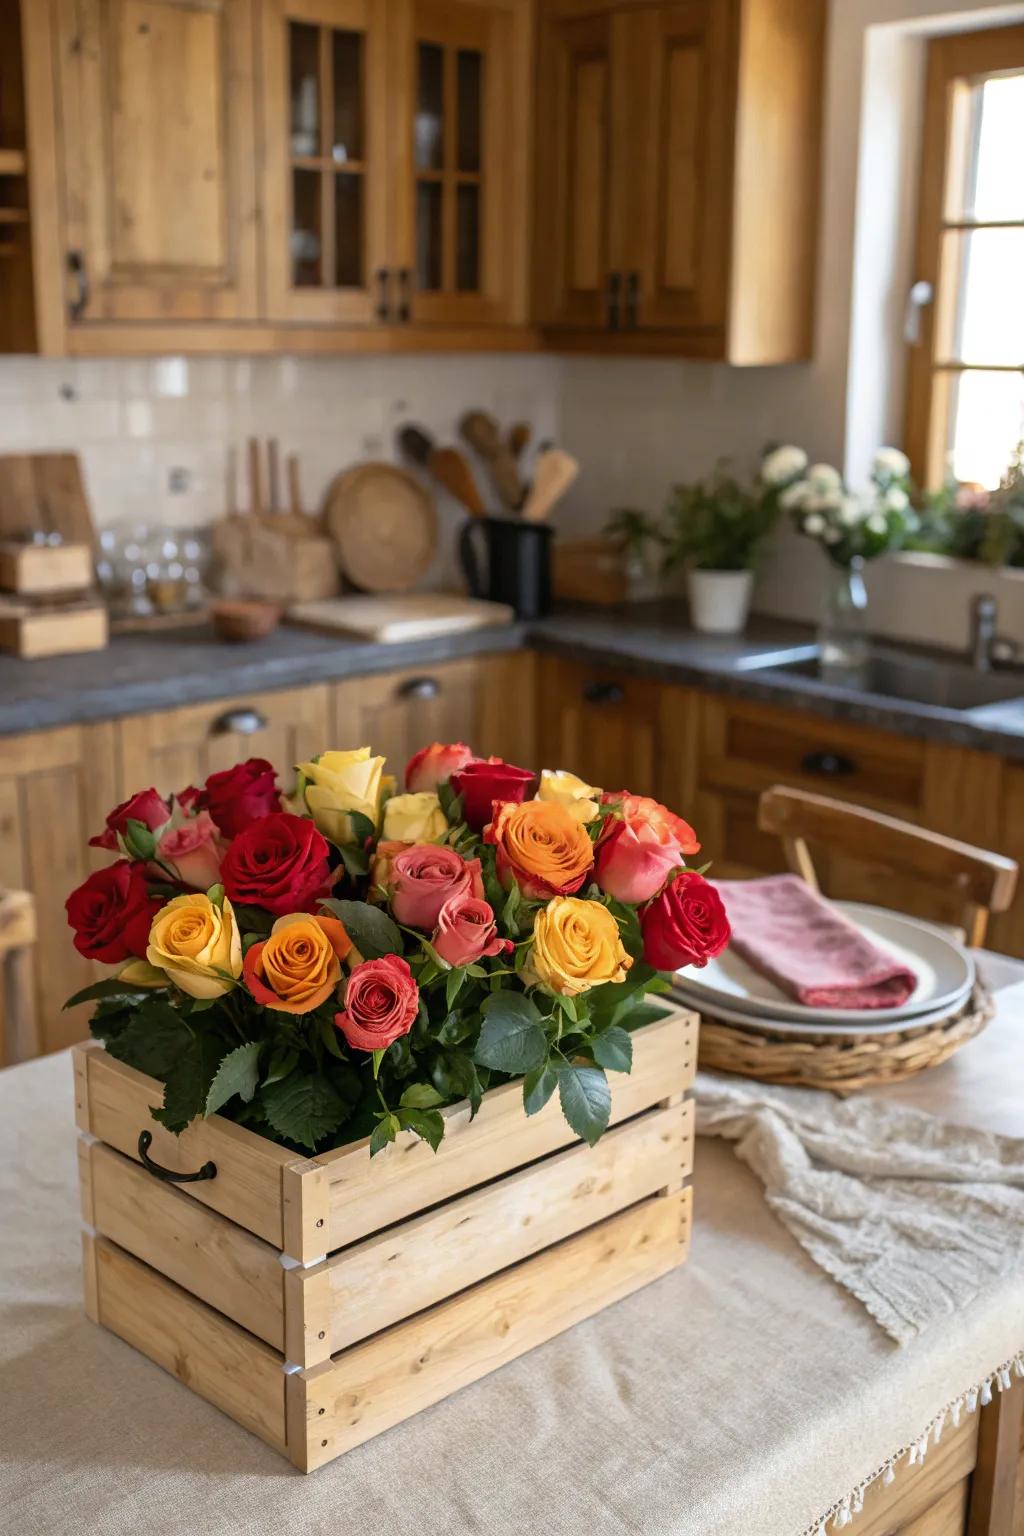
[4,601,1024,760]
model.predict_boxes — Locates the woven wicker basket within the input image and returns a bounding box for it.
[697,986,994,1091]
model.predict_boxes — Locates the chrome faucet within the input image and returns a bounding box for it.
[969,593,1020,671]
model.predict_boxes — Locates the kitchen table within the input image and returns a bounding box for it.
[2,960,1023,1536]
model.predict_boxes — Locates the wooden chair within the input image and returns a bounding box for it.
[0,889,38,1067]
[757,786,1018,948]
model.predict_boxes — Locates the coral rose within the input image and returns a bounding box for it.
[201,758,282,839]
[381,791,448,844]
[221,812,333,916]
[601,792,700,857]
[538,769,601,823]
[641,871,730,971]
[432,893,509,968]
[486,799,594,900]
[335,954,419,1052]
[243,913,351,1013]
[298,748,386,843]
[450,757,536,830]
[405,741,474,792]
[388,844,483,930]
[594,816,682,904]
[147,892,242,999]
[89,788,170,852]
[66,860,159,964]
[526,897,632,996]
[157,811,223,891]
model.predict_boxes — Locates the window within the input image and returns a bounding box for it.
[905,24,1024,489]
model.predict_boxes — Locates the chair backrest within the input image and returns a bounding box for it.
[757,785,1018,948]
[0,889,38,1067]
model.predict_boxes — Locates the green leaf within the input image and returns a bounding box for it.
[206,882,225,908]
[232,905,274,937]
[398,1108,445,1152]
[400,1082,446,1109]
[437,1011,475,1047]
[104,1002,193,1079]
[262,1071,348,1150]
[339,844,370,878]
[522,1061,559,1116]
[431,1050,478,1102]
[320,899,402,959]
[557,1061,611,1146]
[591,1025,633,1074]
[473,991,546,1075]
[124,817,158,860]
[501,881,522,931]
[347,810,377,846]
[64,978,155,1010]
[263,1044,300,1086]
[205,1041,261,1117]
[317,1014,346,1060]
[369,1114,399,1157]
[152,1032,225,1135]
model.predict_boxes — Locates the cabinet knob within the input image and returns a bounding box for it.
[212,707,268,736]
[625,271,640,329]
[801,750,856,777]
[396,268,412,324]
[582,680,624,706]
[374,267,390,323]
[606,271,621,331]
[67,249,89,321]
[397,675,440,701]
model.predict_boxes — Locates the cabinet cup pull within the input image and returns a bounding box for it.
[606,271,621,331]
[801,750,856,777]
[625,271,640,329]
[68,249,89,321]
[212,707,268,735]
[398,675,441,701]
[374,266,390,322]
[396,268,412,323]
[583,680,624,706]
[137,1130,217,1186]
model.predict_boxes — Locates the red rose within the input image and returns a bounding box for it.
[450,757,536,830]
[432,893,509,968]
[177,785,203,814]
[201,758,282,839]
[388,845,483,930]
[594,817,682,904]
[335,955,419,1052]
[641,871,731,971]
[221,812,333,916]
[405,741,474,793]
[65,860,159,964]
[89,788,170,852]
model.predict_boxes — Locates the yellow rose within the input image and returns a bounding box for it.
[527,897,632,997]
[297,747,386,844]
[146,893,242,1000]
[538,769,601,824]
[381,791,447,844]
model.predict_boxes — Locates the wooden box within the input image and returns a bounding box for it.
[0,597,107,657]
[74,1006,697,1471]
[0,540,94,595]
[213,516,340,604]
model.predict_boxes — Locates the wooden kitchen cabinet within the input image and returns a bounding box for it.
[0,721,118,1057]
[535,0,826,362]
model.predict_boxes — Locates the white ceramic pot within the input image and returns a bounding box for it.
[686,569,754,635]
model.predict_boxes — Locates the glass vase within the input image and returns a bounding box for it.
[818,555,869,683]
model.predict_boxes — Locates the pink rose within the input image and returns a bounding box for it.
[89,787,171,851]
[335,955,419,1052]
[432,893,510,968]
[594,817,682,904]
[389,845,483,931]
[157,812,224,891]
[405,741,474,792]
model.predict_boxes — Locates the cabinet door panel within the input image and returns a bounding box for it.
[56,0,260,322]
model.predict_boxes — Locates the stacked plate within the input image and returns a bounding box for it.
[673,901,976,1038]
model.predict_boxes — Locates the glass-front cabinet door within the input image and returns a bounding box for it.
[261,0,388,323]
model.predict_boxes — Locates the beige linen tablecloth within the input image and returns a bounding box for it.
[2,964,1024,1536]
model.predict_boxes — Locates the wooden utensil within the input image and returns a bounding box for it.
[323,462,438,593]
[0,454,96,547]
[247,437,264,519]
[508,422,531,459]
[521,449,579,523]
[397,424,435,468]
[458,411,523,511]
[427,447,486,518]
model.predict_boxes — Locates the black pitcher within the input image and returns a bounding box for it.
[459,517,552,619]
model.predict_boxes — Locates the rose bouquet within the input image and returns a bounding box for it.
[65,744,729,1158]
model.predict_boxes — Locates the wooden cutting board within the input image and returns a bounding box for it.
[0,454,96,546]
[286,593,514,643]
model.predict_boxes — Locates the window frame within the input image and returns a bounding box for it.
[904,22,1024,490]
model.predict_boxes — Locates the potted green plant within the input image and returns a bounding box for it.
[662,461,783,634]
[603,507,663,601]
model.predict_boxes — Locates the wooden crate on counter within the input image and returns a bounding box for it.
[74,1006,697,1472]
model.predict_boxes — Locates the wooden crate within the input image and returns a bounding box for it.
[73,1006,697,1471]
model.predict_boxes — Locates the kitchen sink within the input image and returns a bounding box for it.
[742,644,1024,712]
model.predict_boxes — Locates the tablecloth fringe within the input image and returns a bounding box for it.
[802,1346,1024,1535]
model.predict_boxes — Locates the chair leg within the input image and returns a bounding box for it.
[783,835,819,891]
[967,1378,1024,1535]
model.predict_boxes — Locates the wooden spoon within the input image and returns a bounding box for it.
[458,410,523,511]
[521,449,579,523]
[427,447,486,518]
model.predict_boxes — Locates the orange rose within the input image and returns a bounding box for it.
[486,800,594,900]
[601,791,700,856]
[243,913,351,1014]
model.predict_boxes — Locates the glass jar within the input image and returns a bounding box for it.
[818,555,869,683]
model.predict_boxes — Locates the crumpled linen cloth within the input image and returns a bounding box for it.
[696,1069,1024,1344]
[713,875,918,1008]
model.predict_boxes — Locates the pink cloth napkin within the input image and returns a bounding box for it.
[712,875,918,1010]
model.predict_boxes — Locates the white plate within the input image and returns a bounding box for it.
[673,901,975,1028]
[677,988,974,1039]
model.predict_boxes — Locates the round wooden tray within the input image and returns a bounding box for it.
[323,463,438,593]
[697,985,995,1091]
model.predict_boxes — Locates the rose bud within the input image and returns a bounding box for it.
[335,954,419,1052]
[432,893,509,968]
[405,741,474,792]
[66,861,160,964]
[450,756,536,830]
[389,845,483,930]
[157,811,224,890]
[221,811,334,916]
[594,817,682,904]
[243,913,351,1014]
[381,791,448,844]
[640,871,731,971]
[89,788,171,851]
[486,799,593,900]
[202,758,282,839]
